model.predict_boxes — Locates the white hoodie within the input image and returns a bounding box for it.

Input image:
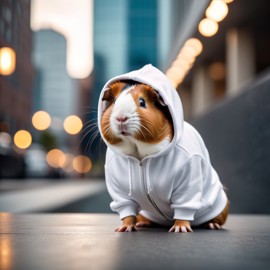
[98,64,227,226]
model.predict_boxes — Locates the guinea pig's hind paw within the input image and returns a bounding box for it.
[136,221,153,227]
[168,225,193,233]
[136,214,153,227]
[205,222,221,230]
[115,225,137,232]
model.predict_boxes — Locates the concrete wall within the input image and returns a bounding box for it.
[192,69,270,214]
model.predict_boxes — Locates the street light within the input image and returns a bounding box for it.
[206,0,229,23]
[63,115,83,135]
[198,18,219,37]
[0,47,16,76]
[46,149,65,168]
[13,130,32,149]
[73,155,92,174]
[32,111,51,130]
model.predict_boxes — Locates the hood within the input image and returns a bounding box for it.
[98,64,184,158]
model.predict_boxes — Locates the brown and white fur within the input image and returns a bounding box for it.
[101,81,173,160]
[101,81,229,233]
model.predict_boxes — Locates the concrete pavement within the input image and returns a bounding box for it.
[0,179,107,212]
[0,213,269,270]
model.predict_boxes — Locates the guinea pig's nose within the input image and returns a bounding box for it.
[116,116,128,123]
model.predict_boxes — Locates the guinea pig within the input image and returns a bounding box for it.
[101,81,174,160]
[98,64,229,233]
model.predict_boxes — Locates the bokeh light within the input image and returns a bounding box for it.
[14,130,32,149]
[172,59,191,72]
[46,149,65,168]
[32,111,51,130]
[166,37,203,88]
[198,18,219,37]
[0,234,12,270]
[184,38,203,56]
[206,0,228,22]
[63,115,83,135]
[0,47,16,75]
[60,153,74,172]
[73,155,92,174]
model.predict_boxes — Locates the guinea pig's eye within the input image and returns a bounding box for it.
[139,97,146,108]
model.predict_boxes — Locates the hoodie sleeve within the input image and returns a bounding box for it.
[171,156,205,221]
[105,164,140,219]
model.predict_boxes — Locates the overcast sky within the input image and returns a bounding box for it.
[31,0,93,79]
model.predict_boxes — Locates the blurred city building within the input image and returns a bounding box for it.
[92,0,158,104]
[164,0,270,119]
[0,0,33,178]
[32,29,77,122]
[163,0,270,213]
[82,0,159,160]
[0,0,34,134]
[127,0,158,70]
[83,0,270,181]
[32,29,82,166]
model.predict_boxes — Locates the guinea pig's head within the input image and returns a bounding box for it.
[101,81,174,146]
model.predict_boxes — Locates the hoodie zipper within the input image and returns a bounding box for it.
[139,161,168,220]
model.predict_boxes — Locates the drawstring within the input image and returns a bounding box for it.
[143,159,152,194]
[128,159,132,196]
[146,161,152,194]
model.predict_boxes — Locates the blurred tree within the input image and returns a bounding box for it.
[39,130,58,151]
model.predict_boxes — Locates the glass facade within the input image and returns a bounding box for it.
[127,0,157,71]
[93,0,158,81]
[32,30,76,121]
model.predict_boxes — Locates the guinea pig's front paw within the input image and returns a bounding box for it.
[115,224,137,232]
[115,216,137,232]
[169,220,193,233]
[204,222,221,230]
[136,214,153,227]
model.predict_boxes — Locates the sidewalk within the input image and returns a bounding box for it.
[0,179,106,212]
[0,213,269,270]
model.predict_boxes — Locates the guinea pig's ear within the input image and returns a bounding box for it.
[101,87,114,112]
[150,89,166,107]
[102,87,114,102]
[155,92,166,107]
[102,81,125,102]
[101,82,126,112]
[144,85,167,107]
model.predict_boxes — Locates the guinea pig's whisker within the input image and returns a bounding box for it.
[102,120,111,127]
[80,106,98,111]
[79,112,97,118]
[76,123,99,151]
[97,137,104,158]
[139,123,155,139]
[78,107,97,119]
[104,128,112,137]
[102,127,114,141]
[78,118,98,137]
[129,122,148,142]
[137,128,148,142]
[80,123,98,138]
[84,123,99,134]
[86,129,101,153]
[83,118,98,126]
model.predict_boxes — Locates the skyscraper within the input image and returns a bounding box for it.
[92,0,159,102]
[83,0,160,160]
[0,0,34,134]
[127,0,157,71]
[32,29,77,121]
